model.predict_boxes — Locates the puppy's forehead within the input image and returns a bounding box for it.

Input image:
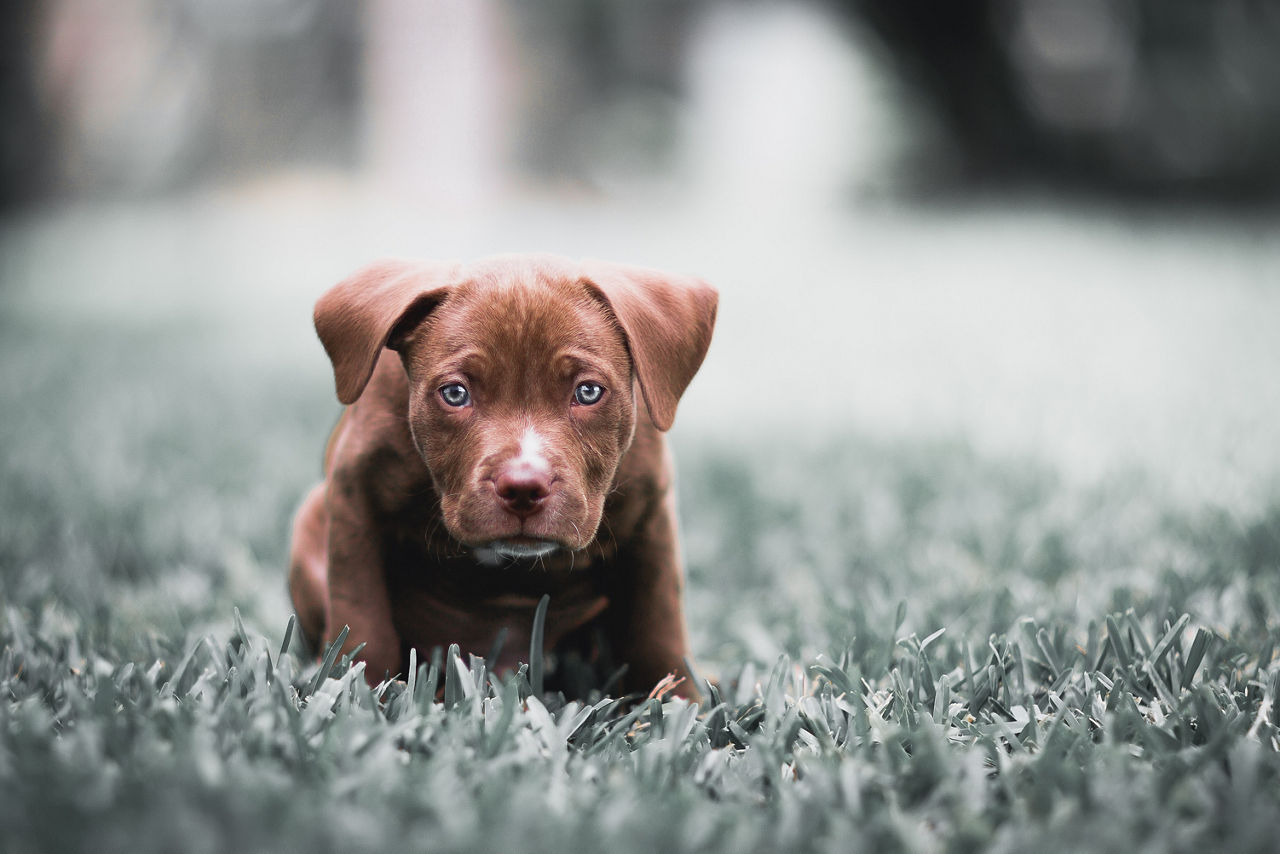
[423,265,625,362]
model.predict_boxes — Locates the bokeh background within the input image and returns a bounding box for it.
[2,0,1278,658]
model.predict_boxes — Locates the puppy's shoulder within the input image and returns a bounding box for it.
[325,352,423,497]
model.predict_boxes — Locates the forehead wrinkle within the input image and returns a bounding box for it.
[446,350,493,379]
[553,349,624,380]
[422,274,629,385]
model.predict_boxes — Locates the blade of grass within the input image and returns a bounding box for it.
[166,636,206,697]
[338,642,367,675]
[1125,609,1153,659]
[809,661,856,696]
[418,647,442,714]
[1106,615,1132,671]
[600,664,628,698]
[932,673,952,722]
[1150,614,1191,670]
[483,678,520,756]
[232,607,250,649]
[1036,628,1062,679]
[682,656,705,701]
[1180,628,1211,691]
[308,624,349,699]
[486,626,509,671]
[278,614,296,660]
[1268,669,1280,728]
[530,594,549,698]
[406,646,418,704]
[444,643,464,709]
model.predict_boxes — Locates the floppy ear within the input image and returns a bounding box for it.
[580,260,718,431]
[314,259,459,404]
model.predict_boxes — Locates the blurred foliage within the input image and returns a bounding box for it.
[843,0,1280,200]
[9,0,1280,209]
[0,0,360,207]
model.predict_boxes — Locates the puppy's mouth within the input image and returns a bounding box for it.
[473,537,561,563]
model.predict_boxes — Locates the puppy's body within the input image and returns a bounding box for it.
[288,255,715,699]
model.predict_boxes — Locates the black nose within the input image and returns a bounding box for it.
[494,465,551,518]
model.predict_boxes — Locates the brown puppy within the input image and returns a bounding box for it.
[288,254,717,700]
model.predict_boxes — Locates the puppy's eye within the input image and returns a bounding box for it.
[573,382,604,406]
[439,383,471,407]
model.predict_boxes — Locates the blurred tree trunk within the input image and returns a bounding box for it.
[0,0,54,210]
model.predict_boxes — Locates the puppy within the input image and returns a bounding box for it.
[288,254,716,700]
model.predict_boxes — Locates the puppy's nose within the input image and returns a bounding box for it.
[494,465,552,518]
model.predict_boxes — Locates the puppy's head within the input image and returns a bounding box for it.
[314,255,717,559]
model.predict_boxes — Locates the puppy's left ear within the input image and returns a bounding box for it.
[580,261,718,431]
[314,259,459,405]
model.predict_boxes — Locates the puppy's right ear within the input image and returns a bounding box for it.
[314,259,458,404]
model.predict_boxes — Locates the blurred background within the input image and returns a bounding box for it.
[1,0,1278,650]
[8,0,1280,205]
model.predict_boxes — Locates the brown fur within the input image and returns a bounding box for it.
[288,254,717,700]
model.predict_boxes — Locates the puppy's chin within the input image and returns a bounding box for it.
[439,499,604,556]
[473,539,561,565]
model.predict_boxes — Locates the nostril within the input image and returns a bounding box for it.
[494,467,552,513]
[497,479,548,503]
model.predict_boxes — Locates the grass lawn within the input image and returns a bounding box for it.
[1,198,1279,853]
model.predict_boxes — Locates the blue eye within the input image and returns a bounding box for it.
[573,382,604,406]
[439,383,470,407]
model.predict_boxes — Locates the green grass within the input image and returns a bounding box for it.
[2,309,1279,853]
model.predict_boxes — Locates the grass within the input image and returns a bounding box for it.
[2,274,1280,853]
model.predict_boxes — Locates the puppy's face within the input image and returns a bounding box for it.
[315,254,717,560]
[397,274,636,558]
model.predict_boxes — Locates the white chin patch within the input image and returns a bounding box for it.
[478,540,560,562]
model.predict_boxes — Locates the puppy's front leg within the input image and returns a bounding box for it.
[611,488,700,702]
[325,487,402,685]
